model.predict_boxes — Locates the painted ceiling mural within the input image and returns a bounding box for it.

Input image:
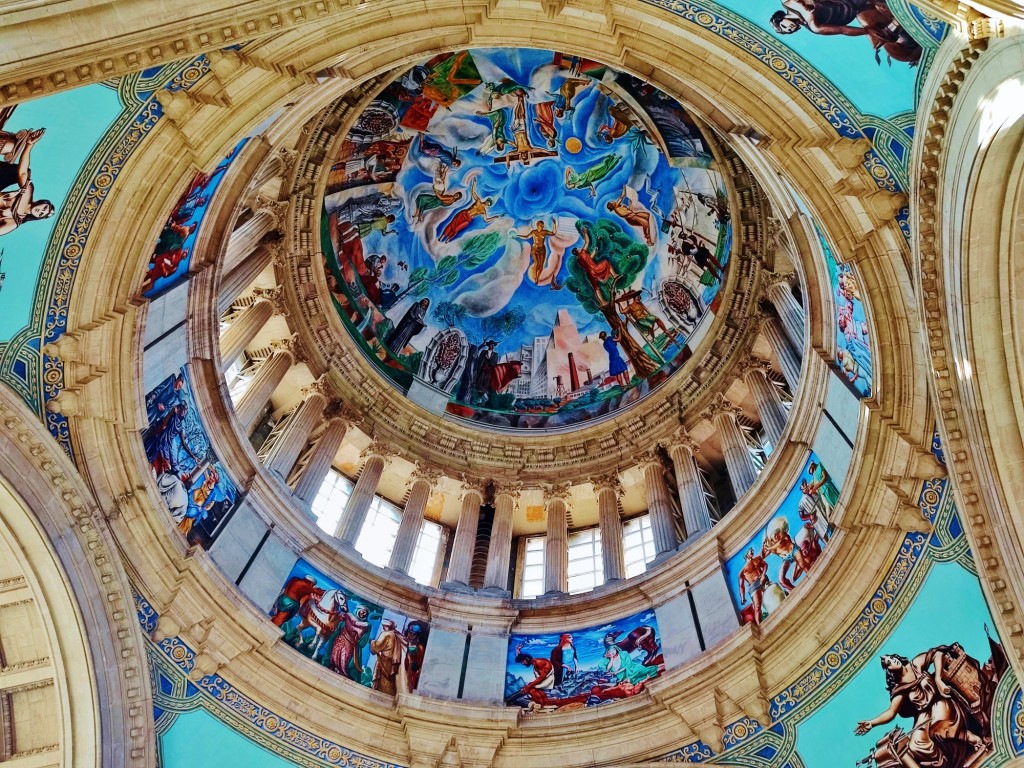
[322,48,731,431]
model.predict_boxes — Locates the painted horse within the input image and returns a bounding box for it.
[294,588,347,661]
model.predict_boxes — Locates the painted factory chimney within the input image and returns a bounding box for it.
[567,352,580,391]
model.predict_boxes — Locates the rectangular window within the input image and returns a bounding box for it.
[407,519,444,587]
[520,536,546,599]
[355,496,402,568]
[622,514,656,578]
[311,470,353,536]
[567,527,604,594]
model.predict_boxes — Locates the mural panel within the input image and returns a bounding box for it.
[504,607,663,712]
[142,138,248,297]
[0,88,122,343]
[269,559,430,694]
[142,366,240,548]
[818,222,873,397]
[322,48,731,431]
[724,452,839,626]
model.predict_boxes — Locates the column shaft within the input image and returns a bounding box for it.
[543,496,568,594]
[445,489,482,585]
[763,316,802,391]
[223,209,276,275]
[335,454,386,544]
[293,417,348,503]
[668,443,712,539]
[219,242,275,313]
[715,411,759,498]
[597,485,626,581]
[263,392,325,480]
[745,368,787,447]
[643,461,679,556]
[389,478,432,574]
[220,298,273,370]
[249,152,286,191]
[766,281,805,352]
[233,349,291,432]
[483,492,515,591]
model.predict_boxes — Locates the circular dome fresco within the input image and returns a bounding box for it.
[321,48,732,431]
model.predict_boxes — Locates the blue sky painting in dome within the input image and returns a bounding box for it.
[322,48,731,431]
[0,87,122,343]
[505,606,663,712]
[724,452,841,627]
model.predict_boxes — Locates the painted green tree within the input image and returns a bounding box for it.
[564,219,658,378]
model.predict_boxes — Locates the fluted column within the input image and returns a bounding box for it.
[219,242,278,313]
[444,484,484,586]
[335,446,389,544]
[249,151,287,192]
[233,346,292,432]
[593,474,626,581]
[666,434,712,540]
[641,452,679,556]
[293,415,349,504]
[543,484,571,595]
[263,387,326,480]
[220,296,274,370]
[762,312,802,391]
[389,469,439,574]
[706,395,758,498]
[483,483,519,593]
[765,274,805,352]
[742,359,788,448]
[223,200,282,275]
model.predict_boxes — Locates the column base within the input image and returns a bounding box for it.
[542,589,567,598]
[384,567,416,584]
[477,586,511,598]
[439,580,475,594]
[648,548,681,569]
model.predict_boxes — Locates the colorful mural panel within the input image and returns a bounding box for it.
[142,366,240,548]
[504,607,663,712]
[724,452,839,626]
[269,559,429,695]
[0,88,122,343]
[818,223,873,397]
[142,138,248,297]
[322,48,731,431]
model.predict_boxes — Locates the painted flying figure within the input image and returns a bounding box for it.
[414,163,464,222]
[515,219,562,288]
[564,154,621,197]
[438,178,498,242]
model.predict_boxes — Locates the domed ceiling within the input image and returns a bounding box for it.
[321,48,731,431]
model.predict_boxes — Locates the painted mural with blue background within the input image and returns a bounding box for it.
[818,222,874,397]
[142,138,248,298]
[724,452,839,626]
[505,606,663,711]
[142,366,240,549]
[270,559,430,695]
[323,48,731,432]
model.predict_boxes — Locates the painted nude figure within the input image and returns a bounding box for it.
[515,219,562,288]
[0,126,54,237]
[737,548,770,625]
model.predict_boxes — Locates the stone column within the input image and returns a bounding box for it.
[666,433,712,541]
[219,242,278,313]
[592,474,626,582]
[742,358,788,448]
[292,414,349,504]
[706,395,758,499]
[543,484,571,595]
[335,445,389,544]
[222,199,283,275]
[762,312,802,391]
[482,483,519,593]
[764,274,805,352]
[389,468,439,574]
[220,296,274,370]
[262,386,326,480]
[233,345,293,432]
[444,483,484,587]
[641,452,679,556]
[249,151,287,192]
